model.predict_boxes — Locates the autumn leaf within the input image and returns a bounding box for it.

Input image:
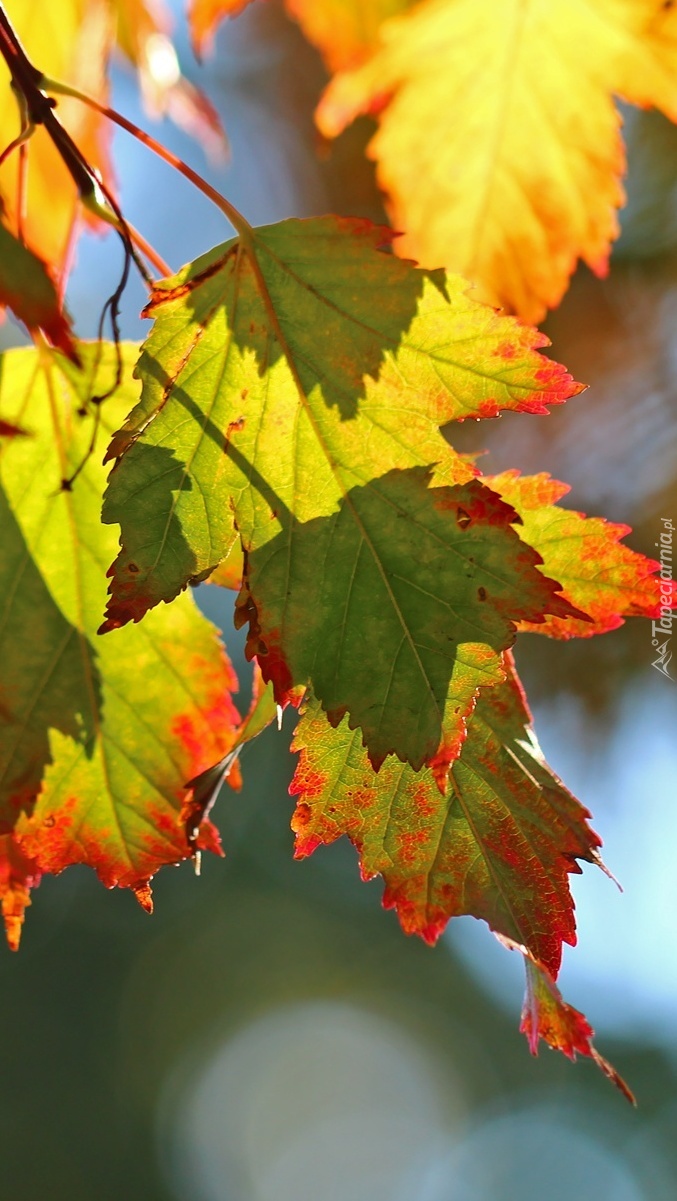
[112,0,227,159]
[233,470,584,776]
[188,0,254,56]
[189,0,413,70]
[285,0,413,72]
[182,666,277,842]
[0,834,41,952]
[520,954,635,1103]
[0,0,223,278]
[0,219,79,362]
[0,0,113,271]
[207,536,245,590]
[317,0,677,322]
[290,653,602,977]
[488,470,672,637]
[101,215,581,771]
[0,344,241,946]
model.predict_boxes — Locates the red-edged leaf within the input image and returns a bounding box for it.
[291,653,601,976]
[521,954,635,1103]
[102,216,583,773]
[489,471,675,637]
[234,469,582,779]
[182,664,277,847]
[0,835,41,952]
[103,217,582,633]
[0,345,242,945]
[188,0,254,56]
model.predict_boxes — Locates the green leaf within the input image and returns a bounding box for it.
[0,345,241,943]
[102,217,580,618]
[102,215,581,770]
[236,467,579,773]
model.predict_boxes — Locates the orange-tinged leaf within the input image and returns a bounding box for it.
[182,665,277,844]
[0,344,241,941]
[188,0,413,66]
[0,0,222,279]
[286,0,413,72]
[0,834,41,951]
[207,537,245,590]
[0,219,79,362]
[0,0,113,272]
[291,654,602,977]
[317,0,677,322]
[521,955,635,1103]
[488,470,673,638]
[187,0,254,56]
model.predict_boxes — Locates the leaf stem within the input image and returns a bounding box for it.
[44,78,253,240]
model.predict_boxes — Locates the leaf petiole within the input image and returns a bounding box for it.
[42,76,253,240]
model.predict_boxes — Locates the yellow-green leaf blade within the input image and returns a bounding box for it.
[0,345,240,939]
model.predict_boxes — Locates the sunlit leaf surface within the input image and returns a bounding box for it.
[318,0,677,321]
[0,345,240,945]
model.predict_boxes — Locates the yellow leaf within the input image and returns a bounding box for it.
[0,0,113,272]
[317,0,677,322]
[187,0,411,68]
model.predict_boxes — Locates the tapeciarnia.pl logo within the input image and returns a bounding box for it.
[652,518,674,679]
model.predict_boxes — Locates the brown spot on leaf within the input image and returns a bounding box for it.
[0,420,29,438]
[294,802,312,826]
[141,251,233,313]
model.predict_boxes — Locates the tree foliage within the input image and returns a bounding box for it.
[1,0,675,1100]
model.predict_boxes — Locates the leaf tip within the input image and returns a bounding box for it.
[0,837,41,952]
[132,881,154,914]
[521,955,635,1104]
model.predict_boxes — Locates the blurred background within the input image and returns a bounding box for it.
[1,2,676,1198]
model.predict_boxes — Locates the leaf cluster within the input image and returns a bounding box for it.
[1,0,675,1099]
